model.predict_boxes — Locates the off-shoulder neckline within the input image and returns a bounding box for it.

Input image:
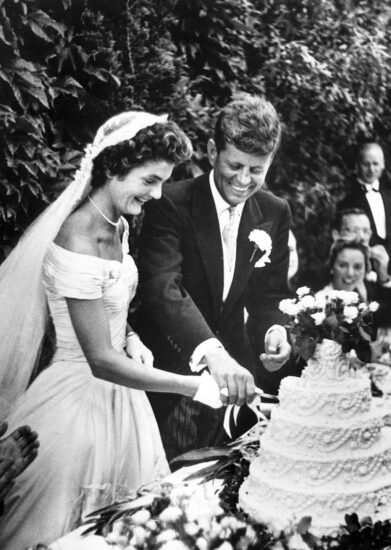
[49,217,129,266]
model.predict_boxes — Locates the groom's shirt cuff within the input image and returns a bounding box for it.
[265,324,287,341]
[189,338,224,373]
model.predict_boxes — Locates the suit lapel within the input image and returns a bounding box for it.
[381,188,391,241]
[190,176,224,317]
[354,186,377,231]
[220,196,270,321]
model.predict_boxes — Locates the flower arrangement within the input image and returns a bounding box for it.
[248,229,272,268]
[98,480,314,550]
[279,287,379,362]
[81,445,391,550]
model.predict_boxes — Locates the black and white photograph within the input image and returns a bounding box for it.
[1,1,391,549]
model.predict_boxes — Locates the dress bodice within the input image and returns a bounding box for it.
[42,219,138,363]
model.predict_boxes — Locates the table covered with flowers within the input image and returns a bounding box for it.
[46,426,391,550]
[40,288,391,550]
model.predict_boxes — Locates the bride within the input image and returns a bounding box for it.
[0,112,206,549]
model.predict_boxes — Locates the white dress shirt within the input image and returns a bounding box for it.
[189,171,244,371]
[189,171,287,372]
[209,171,245,301]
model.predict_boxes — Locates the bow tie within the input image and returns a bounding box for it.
[359,182,380,193]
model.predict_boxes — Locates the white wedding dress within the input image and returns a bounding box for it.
[0,219,169,550]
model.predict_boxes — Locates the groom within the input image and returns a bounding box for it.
[136,94,293,460]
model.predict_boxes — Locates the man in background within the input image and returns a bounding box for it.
[338,142,391,260]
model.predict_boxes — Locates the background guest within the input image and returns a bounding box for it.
[318,238,391,330]
[0,423,39,511]
[337,143,391,260]
[332,208,391,287]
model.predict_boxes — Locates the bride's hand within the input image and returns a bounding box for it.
[125,333,154,368]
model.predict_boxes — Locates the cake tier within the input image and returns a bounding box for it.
[264,407,384,455]
[278,375,371,419]
[258,428,391,489]
[301,352,353,385]
[239,473,391,534]
[298,338,357,386]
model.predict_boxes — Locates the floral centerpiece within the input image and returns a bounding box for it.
[279,287,379,362]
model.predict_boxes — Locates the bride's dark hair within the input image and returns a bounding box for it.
[90,121,193,188]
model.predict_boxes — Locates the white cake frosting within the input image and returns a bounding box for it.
[239,339,391,534]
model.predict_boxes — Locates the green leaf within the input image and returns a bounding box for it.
[358,325,371,342]
[296,516,313,534]
[170,445,231,467]
[12,69,43,89]
[0,26,12,47]
[28,21,51,43]
[19,82,50,109]
[9,58,37,73]
[298,335,317,361]
[83,67,110,83]
[109,74,121,87]
[28,10,65,36]
[0,69,12,85]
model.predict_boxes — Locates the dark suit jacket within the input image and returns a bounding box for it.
[366,280,391,329]
[136,173,291,377]
[338,178,391,259]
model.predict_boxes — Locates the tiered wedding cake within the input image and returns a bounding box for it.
[239,339,391,534]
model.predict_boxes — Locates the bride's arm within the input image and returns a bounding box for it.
[66,297,199,397]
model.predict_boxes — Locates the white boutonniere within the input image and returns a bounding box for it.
[249,229,272,267]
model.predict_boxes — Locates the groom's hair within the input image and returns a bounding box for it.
[214,94,282,157]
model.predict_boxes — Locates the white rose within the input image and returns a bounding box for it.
[311,312,325,325]
[369,301,380,312]
[216,543,233,550]
[332,290,359,304]
[156,529,178,544]
[343,305,359,322]
[296,286,311,297]
[132,509,151,525]
[279,299,300,316]
[314,294,326,309]
[184,522,199,536]
[160,541,190,550]
[146,519,158,532]
[299,295,316,310]
[196,537,208,550]
[130,526,148,546]
[288,533,311,550]
[159,506,183,523]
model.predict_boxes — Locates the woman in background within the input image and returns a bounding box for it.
[318,238,391,329]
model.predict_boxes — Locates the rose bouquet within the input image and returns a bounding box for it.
[279,287,379,362]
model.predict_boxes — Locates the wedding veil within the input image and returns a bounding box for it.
[0,111,167,419]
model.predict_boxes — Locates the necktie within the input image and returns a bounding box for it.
[222,206,238,270]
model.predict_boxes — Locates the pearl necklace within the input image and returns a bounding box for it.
[88,195,122,228]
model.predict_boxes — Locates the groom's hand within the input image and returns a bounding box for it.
[261,326,291,372]
[203,348,255,406]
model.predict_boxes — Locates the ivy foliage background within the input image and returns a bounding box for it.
[1,0,391,287]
